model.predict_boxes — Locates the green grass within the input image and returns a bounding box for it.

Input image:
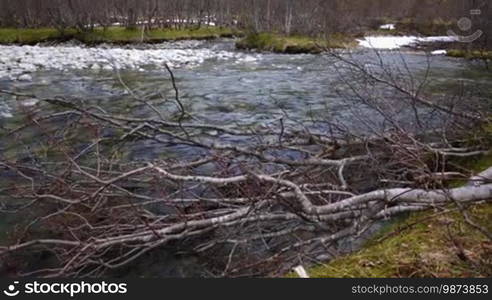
[77,26,240,44]
[0,26,242,45]
[291,138,492,278]
[236,32,356,54]
[447,49,492,60]
[0,28,73,44]
[302,204,492,278]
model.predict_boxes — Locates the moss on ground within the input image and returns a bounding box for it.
[0,27,242,45]
[236,32,356,54]
[76,26,241,44]
[0,28,70,44]
[447,49,492,60]
[292,145,492,278]
[304,203,492,278]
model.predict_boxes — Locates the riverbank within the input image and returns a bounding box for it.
[236,33,357,53]
[233,18,464,54]
[2,26,490,60]
[355,35,492,62]
[0,42,259,80]
[304,202,492,277]
[0,27,242,45]
[1,28,491,277]
[446,49,492,60]
[292,147,492,278]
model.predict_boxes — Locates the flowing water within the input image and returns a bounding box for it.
[1,39,490,134]
[0,39,491,276]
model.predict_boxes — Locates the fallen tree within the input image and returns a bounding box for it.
[0,51,490,277]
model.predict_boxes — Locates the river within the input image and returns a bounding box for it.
[0,39,490,277]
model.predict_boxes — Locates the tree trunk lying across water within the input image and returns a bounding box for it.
[0,50,491,277]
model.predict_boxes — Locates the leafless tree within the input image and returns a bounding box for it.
[1,0,489,47]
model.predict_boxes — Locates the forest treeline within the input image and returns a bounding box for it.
[0,0,490,46]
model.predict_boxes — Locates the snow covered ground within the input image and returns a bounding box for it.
[431,49,447,55]
[379,24,396,30]
[357,35,458,50]
[0,43,258,80]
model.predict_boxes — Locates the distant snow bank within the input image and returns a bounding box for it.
[431,50,447,55]
[379,24,396,30]
[0,44,257,80]
[358,35,458,50]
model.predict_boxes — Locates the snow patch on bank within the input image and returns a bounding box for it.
[431,50,447,55]
[358,36,458,50]
[0,44,258,80]
[379,24,396,30]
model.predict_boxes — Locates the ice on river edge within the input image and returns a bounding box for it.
[0,43,260,80]
[379,24,396,31]
[358,35,458,50]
